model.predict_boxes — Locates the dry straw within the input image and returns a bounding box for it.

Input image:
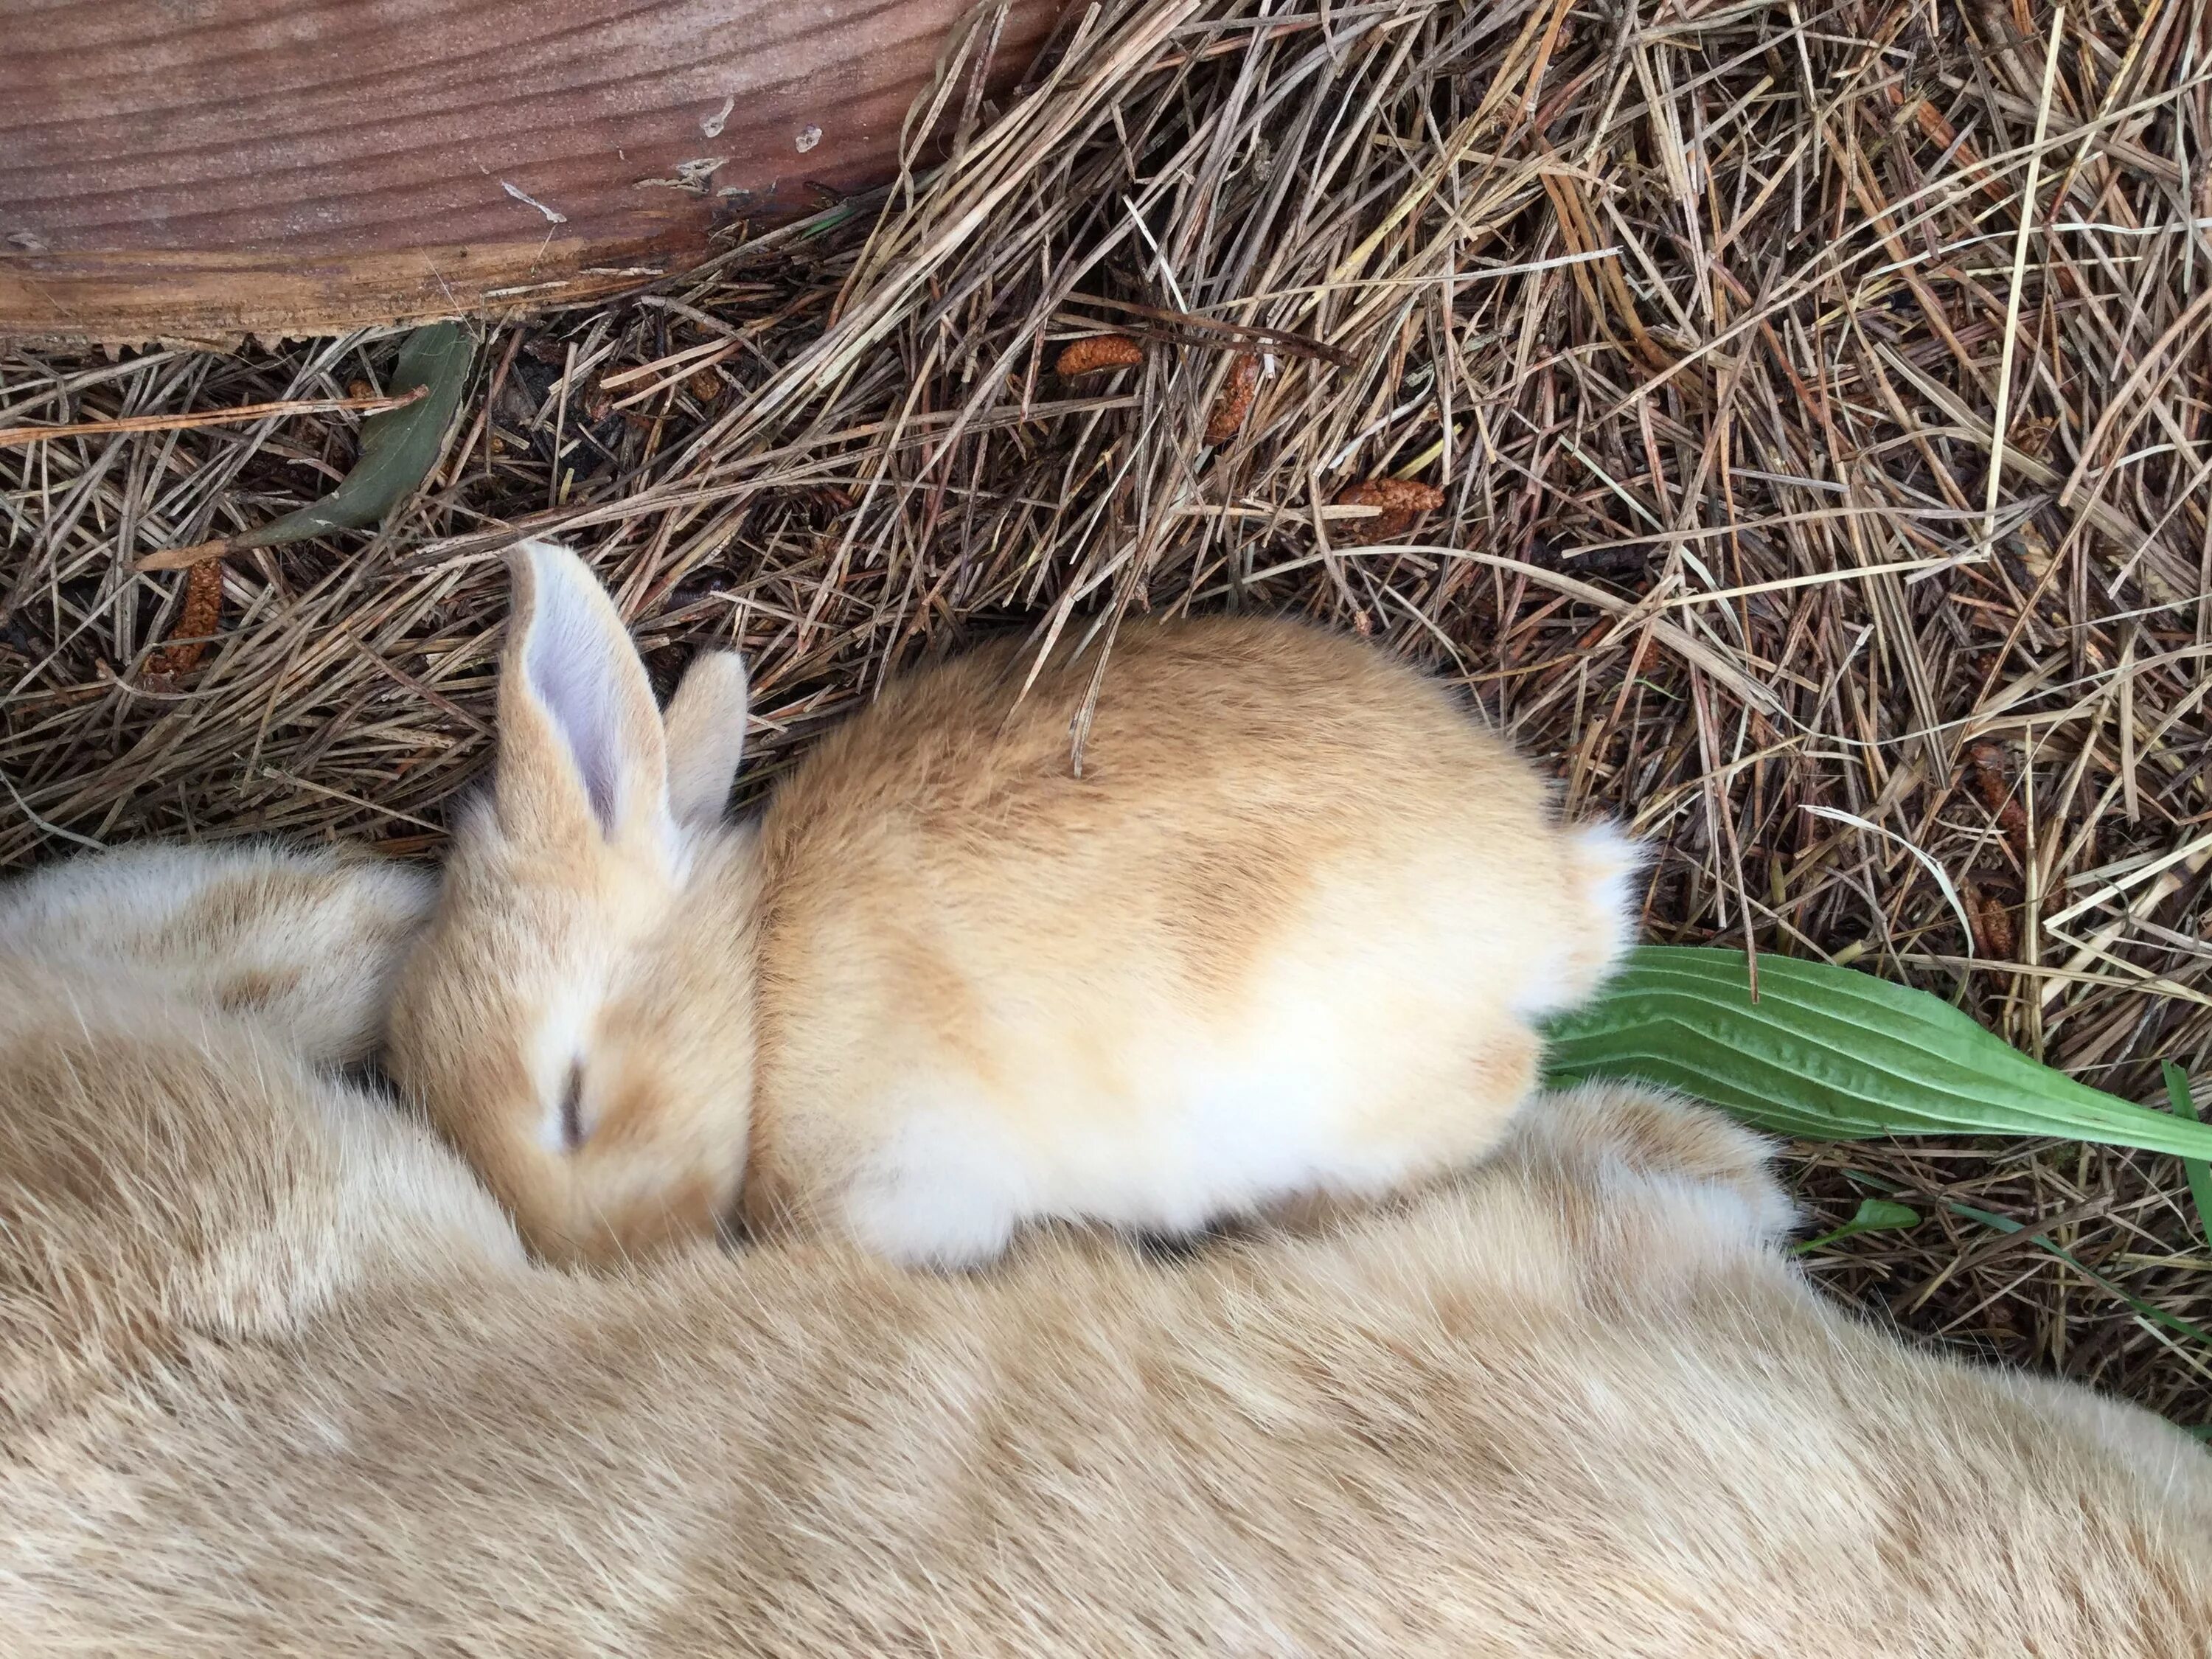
[3,0,2209,1422]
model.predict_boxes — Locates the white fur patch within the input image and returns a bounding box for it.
[840,830,1635,1260]
[529,973,607,1155]
[1510,819,1646,1018]
[912,927,1464,1244]
[1573,819,1648,962]
[840,1105,1029,1267]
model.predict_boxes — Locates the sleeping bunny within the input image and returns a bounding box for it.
[386,540,1641,1266]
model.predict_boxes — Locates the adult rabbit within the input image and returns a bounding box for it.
[5,844,2207,1656]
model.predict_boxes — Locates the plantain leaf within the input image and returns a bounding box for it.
[1541,946,2212,1161]
[1791,1197,1920,1256]
[232,322,474,550]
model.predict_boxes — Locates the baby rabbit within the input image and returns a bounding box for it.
[4,843,2208,1655]
[388,541,1641,1267]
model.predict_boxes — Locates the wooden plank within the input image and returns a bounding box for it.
[0,0,1060,346]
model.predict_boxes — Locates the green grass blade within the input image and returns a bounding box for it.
[1943,1199,2212,1349]
[2160,1062,2212,1248]
[1543,946,2212,1161]
[1840,1172,2212,1353]
[1790,1197,1920,1256]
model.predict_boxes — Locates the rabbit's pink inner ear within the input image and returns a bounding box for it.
[663,651,749,828]
[499,540,672,846]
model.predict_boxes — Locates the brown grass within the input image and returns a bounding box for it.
[2,0,2208,1426]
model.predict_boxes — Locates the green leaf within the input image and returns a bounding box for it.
[1790,1197,1921,1256]
[1542,946,2212,1161]
[232,323,474,549]
[2162,1061,2212,1247]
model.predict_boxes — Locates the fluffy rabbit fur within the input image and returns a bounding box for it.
[4,844,2210,1655]
[0,837,434,1065]
[386,540,1644,1266]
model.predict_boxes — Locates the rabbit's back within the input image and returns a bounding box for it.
[5,1068,2208,1657]
[759,616,1562,967]
[749,618,1630,1256]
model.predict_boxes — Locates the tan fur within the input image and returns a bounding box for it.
[6,846,2211,1655]
[388,543,1644,1266]
[0,838,434,1065]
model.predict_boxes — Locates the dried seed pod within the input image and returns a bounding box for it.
[1963,740,2029,849]
[1203,352,1261,445]
[1966,882,2017,959]
[1332,478,1444,546]
[149,558,223,676]
[1054,333,1145,378]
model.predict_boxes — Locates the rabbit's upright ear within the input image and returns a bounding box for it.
[496,540,672,852]
[662,651,749,830]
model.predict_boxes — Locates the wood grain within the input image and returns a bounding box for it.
[0,0,1060,346]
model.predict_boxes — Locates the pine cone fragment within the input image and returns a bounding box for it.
[1204,352,1261,445]
[148,559,223,676]
[1054,334,1145,378]
[1332,478,1444,546]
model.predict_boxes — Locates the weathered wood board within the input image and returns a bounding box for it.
[0,0,1059,346]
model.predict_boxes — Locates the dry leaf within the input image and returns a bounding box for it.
[2010,416,2055,461]
[1332,477,1444,546]
[2011,519,2056,580]
[1054,334,1144,378]
[1204,353,1260,445]
[137,322,474,572]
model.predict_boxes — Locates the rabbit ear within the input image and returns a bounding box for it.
[662,651,749,829]
[496,540,672,851]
